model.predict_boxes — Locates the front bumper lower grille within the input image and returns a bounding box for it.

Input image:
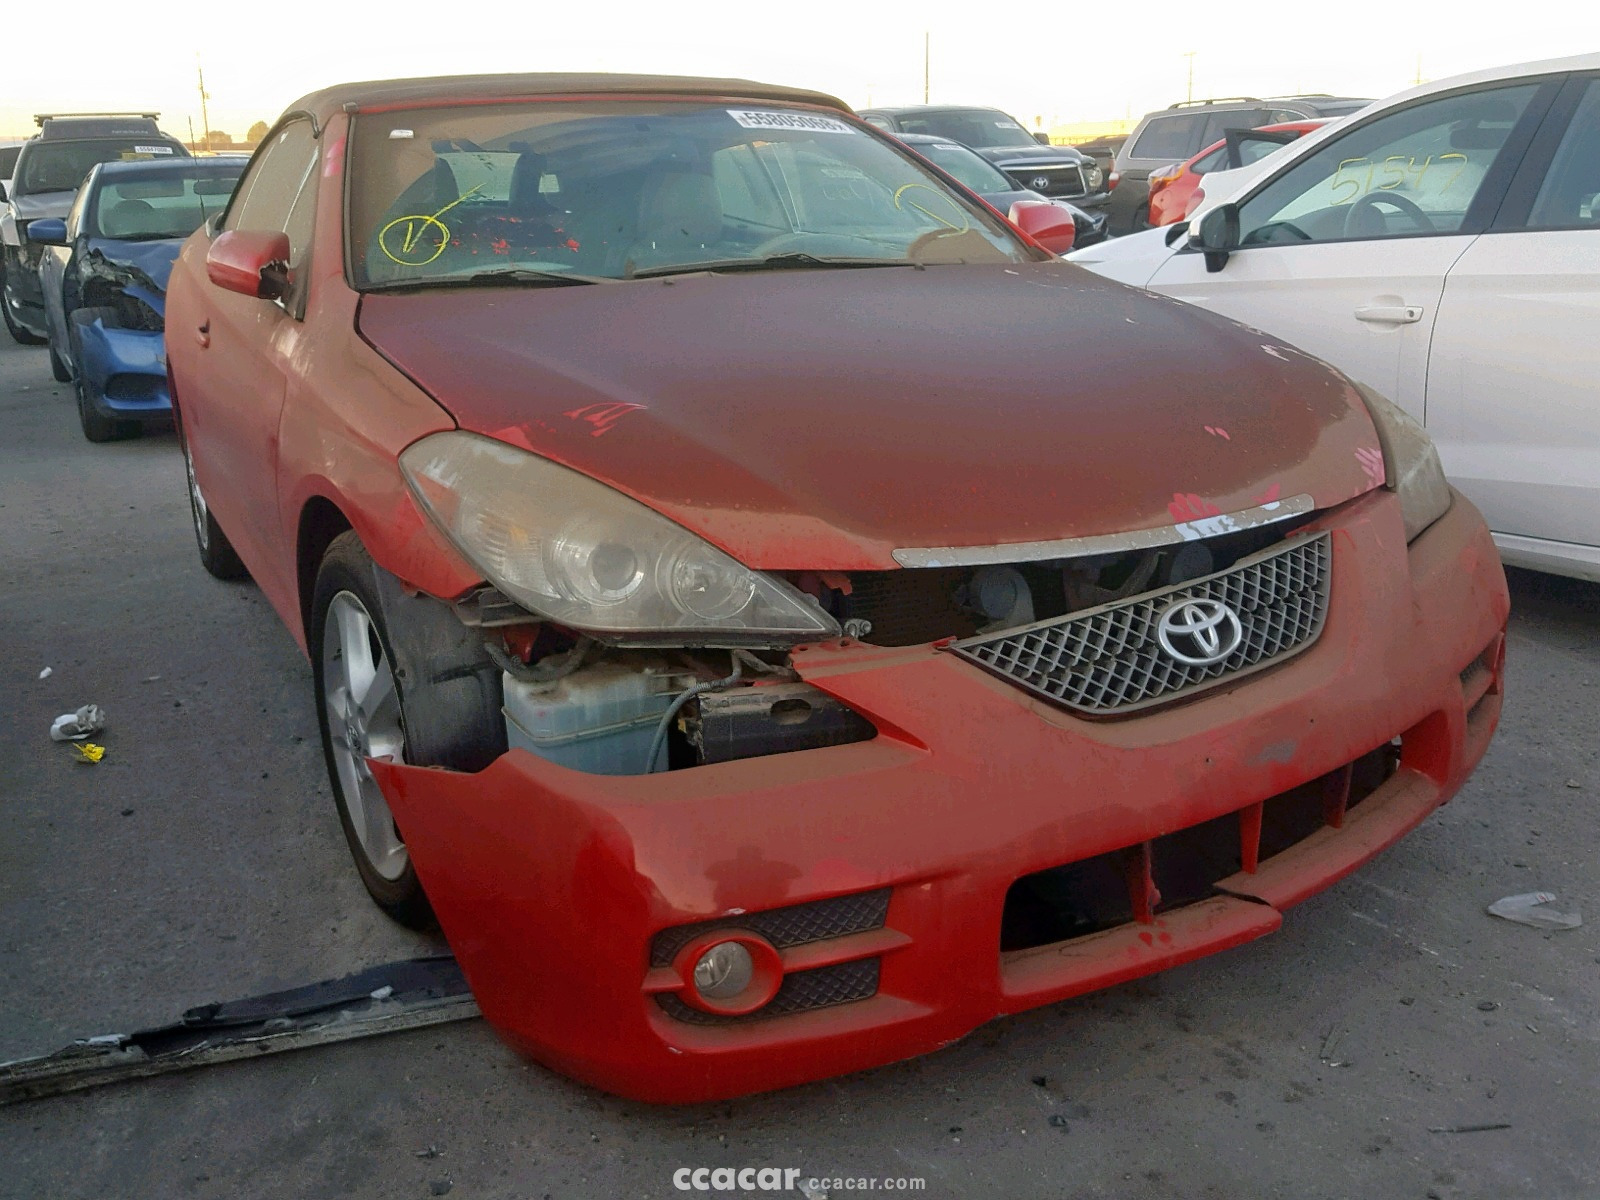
[951,533,1331,715]
[649,889,892,968]
[656,959,881,1026]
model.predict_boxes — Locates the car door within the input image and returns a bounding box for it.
[38,177,91,356]
[184,119,320,599]
[1143,78,1557,416]
[1426,73,1600,572]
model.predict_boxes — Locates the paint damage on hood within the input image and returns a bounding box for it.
[359,261,1384,570]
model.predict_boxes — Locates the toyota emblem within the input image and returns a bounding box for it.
[1030,175,1051,191]
[1156,598,1243,667]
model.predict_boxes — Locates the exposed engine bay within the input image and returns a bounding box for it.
[454,515,1313,776]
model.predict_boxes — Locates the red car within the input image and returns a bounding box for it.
[1148,119,1329,227]
[167,74,1507,1103]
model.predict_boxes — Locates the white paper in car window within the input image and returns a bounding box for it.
[133,145,175,155]
[727,110,857,135]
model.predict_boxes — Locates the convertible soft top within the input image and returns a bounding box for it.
[281,74,852,126]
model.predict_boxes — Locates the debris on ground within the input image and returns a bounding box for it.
[71,743,106,765]
[50,704,105,741]
[38,667,51,679]
[1487,892,1583,930]
[1428,1123,1512,1134]
[0,954,477,1105]
[1318,1027,1350,1067]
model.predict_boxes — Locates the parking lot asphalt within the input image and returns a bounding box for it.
[1,329,1596,1200]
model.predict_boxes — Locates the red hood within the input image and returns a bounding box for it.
[358,262,1382,570]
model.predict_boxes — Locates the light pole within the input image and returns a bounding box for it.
[923,32,930,104]
[197,56,212,151]
[1184,51,1197,104]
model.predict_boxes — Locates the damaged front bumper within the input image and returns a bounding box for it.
[75,316,170,422]
[369,488,1508,1103]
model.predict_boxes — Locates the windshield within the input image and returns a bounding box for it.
[890,110,1040,150]
[17,138,183,198]
[90,168,242,239]
[916,141,1014,194]
[348,101,1029,287]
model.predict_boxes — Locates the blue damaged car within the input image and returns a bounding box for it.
[30,157,241,441]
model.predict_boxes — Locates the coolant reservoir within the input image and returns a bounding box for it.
[502,659,692,775]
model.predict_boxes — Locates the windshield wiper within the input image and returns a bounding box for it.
[629,253,915,279]
[366,267,614,293]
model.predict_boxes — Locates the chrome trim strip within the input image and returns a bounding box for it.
[892,494,1315,568]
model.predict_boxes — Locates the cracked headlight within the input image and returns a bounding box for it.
[400,431,839,643]
[1355,384,1453,542]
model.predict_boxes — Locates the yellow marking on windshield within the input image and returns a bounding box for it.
[377,184,485,266]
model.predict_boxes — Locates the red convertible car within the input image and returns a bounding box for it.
[166,73,1508,1103]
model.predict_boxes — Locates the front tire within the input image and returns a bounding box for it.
[311,532,506,929]
[1,267,47,346]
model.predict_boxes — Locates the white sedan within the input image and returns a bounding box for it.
[1072,53,1600,582]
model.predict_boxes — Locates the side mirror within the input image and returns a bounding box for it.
[1008,199,1076,255]
[1186,202,1240,272]
[1033,131,1053,146]
[26,218,68,246]
[206,229,291,299]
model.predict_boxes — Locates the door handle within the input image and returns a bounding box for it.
[1354,304,1423,325]
[195,320,210,348]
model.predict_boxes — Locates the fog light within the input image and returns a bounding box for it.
[670,931,783,1015]
[693,942,753,1000]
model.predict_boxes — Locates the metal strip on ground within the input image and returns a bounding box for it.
[0,954,479,1105]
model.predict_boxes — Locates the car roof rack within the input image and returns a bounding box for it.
[35,111,160,126]
[1166,97,1262,109]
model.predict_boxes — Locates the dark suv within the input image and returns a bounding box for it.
[2,113,189,344]
[859,105,1110,212]
[1109,95,1371,234]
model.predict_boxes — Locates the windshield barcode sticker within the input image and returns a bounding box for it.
[134,145,175,154]
[727,110,857,135]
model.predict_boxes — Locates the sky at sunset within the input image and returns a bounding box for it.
[3,0,1595,140]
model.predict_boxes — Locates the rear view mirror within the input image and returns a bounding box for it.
[206,229,291,300]
[26,218,68,246]
[1186,202,1240,272]
[1008,200,1076,255]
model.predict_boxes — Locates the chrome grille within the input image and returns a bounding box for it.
[1004,164,1086,197]
[951,534,1330,715]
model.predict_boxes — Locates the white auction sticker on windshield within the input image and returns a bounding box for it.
[727,110,857,135]
[134,145,175,154]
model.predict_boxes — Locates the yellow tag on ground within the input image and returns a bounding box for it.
[72,742,105,764]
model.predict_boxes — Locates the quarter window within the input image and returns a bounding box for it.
[1525,80,1600,228]
[1131,113,1207,160]
[1235,84,1539,245]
